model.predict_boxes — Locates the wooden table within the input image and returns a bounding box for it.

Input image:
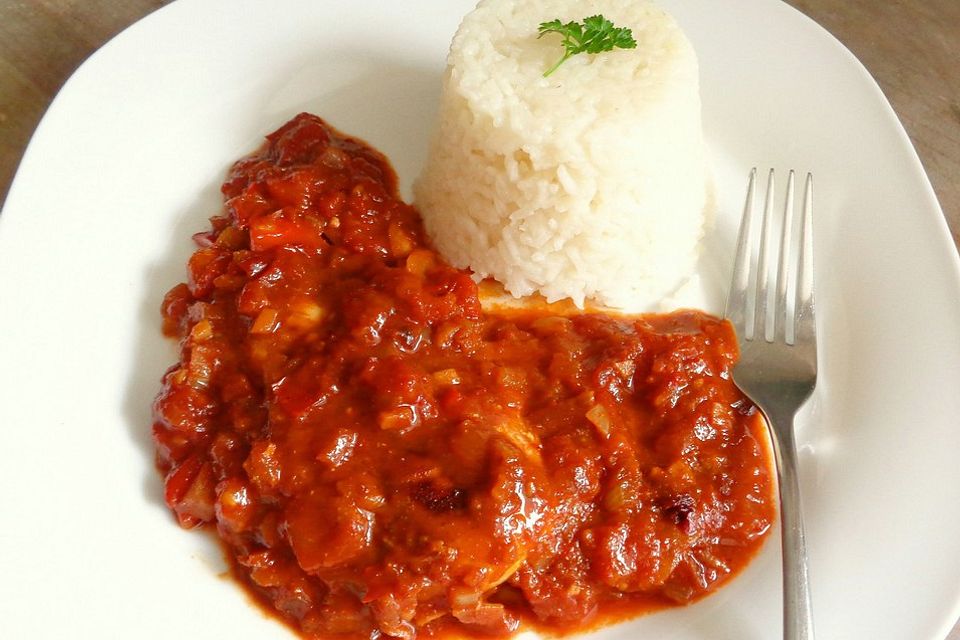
[1,0,958,637]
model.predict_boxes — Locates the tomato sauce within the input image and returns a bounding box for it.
[153,113,774,639]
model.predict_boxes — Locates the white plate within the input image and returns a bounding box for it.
[2,1,959,638]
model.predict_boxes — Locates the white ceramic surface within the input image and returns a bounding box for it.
[1,1,959,638]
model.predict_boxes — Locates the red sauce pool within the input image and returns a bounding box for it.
[153,113,774,639]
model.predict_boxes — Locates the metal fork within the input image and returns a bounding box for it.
[725,169,817,640]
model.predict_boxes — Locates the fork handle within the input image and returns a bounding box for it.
[767,409,816,640]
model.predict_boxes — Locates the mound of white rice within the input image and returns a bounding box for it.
[414,0,707,310]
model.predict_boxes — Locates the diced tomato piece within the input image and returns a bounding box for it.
[216,477,259,534]
[160,283,193,337]
[284,493,375,572]
[164,455,216,528]
[244,440,283,494]
[187,247,232,297]
[249,210,327,252]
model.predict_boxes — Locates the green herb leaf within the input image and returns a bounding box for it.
[537,14,637,77]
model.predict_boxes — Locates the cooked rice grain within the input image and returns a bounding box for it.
[415,0,707,310]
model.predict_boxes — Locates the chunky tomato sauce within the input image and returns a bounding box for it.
[153,113,774,639]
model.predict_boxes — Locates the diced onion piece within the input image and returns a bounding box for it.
[378,405,417,431]
[452,601,518,635]
[251,308,279,334]
[586,403,612,436]
[213,274,246,291]
[320,146,348,169]
[216,478,256,533]
[481,555,525,590]
[414,608,448,626]
[190,319,213,341]
[531,316,573,336]
[287,300,326,329]
[451,589,480,610]
[405,249,435,276]
[187,344,215,388]
[431,368,461,386]
[170,368,188,385]
[165,456,216,527]
[238,550,284,588]
[388,221,414,258]
[216,225,247,250]
[245,440,282,492]
[492,413,542,464]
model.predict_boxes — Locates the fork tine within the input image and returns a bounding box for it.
[726,169,817,640]
[724,168,757,335]
[795,173,816,346]
[775,171,796,344]
[754,169,776,342]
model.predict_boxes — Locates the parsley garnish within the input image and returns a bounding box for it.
[537,15,637,77]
